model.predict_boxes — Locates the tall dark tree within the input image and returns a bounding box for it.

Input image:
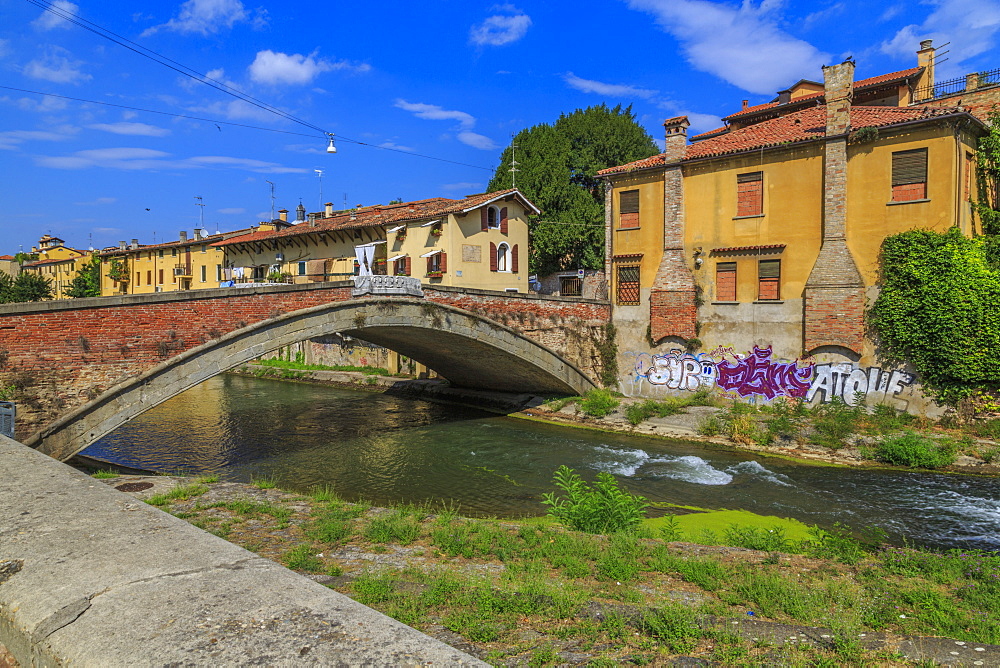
[0,272,54,303]
[64,255,102,298]
[488,104,658,274]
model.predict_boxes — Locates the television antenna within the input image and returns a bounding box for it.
[314,169,324,211]
[194,196,205,231]
[265,181,275,221]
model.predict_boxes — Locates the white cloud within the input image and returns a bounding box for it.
[625,0,829,94]
[142,0,267,36]
[441,182,483,192]
[395,100,475,128]
[378,141,414,151]
[74,197,117,205]
[23,46,91,85]
[456,131,498,150]
[35,147,309,173]
[395,99,496,150]
[0,40,9,59]
[880,0,1000,76]
[470,7,532,46]
[218,207,246,214]
[88,122,171,137]
[0,129,75,151]
[32,0,79,30]
[564,72,658,98]
[248,50,369,85]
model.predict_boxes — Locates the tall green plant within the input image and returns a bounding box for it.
[541,465,648,534]
[975,110,1000,235]
[65,255,102,298]
[868,227,1000,405]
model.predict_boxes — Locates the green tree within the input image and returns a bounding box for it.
[0,272,54,303]
[868,227,1000,405]
[488,104,658,274]
[64,255,102,298]
[976,110,1000,235]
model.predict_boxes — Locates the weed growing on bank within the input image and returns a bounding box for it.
[869,432,958,468]
[130,473,1000,664]
[578,388,620,418]
[256,358,390,376]
[541,465,648,534]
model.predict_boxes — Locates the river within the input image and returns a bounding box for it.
[83,374,1000,552]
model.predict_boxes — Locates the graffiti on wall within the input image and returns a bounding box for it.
[626,345,915,405]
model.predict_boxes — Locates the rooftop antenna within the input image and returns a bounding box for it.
[510,133,519,189]
[194,196,205,232]
[314,169,324,212]
[265,181,275,221]
[88,233,93,251]
[343,193,348,210]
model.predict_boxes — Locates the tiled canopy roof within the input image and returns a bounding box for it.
[599,105,967,175]
[213,189,537,247]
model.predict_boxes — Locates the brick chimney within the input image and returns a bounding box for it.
[823,59,855,136]
[179,230,187,242]
[662,116,690,163]
[325,202,333,218]
[804,58,865,355]
[915,40,935,97]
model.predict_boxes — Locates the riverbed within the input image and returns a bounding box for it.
[83,374,1000,551]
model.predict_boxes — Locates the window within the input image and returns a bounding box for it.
[146,270,152,285]
[298,261,307,276]
[393,257,410,276]
[135,272,140,285]
[171,248,177,257]
[616,264,640,305]
[158,250,164,258]
[158,269,164,284]
[482,205,507,233]
[426,251,446,274]
[737,172,763,216]
[497,243,509,271]
[716,262,737,301]
[965,152,975,202]
[758,260,780,300]
[201,244,207,253]
[487,206,500,229]
[200,265,207,282]
[891,148,927,202]
[619,190,639,229]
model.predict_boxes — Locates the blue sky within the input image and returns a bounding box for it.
[2,0,999,253]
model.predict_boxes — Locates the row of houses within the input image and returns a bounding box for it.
[11,189,538,298]
[598,40,997,412]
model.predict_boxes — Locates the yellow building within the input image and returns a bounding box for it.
[97,229,256,296]
[20,235,91,299]
[212,190,538,293]
[598,55,986,413]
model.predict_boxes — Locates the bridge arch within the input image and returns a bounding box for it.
[26,298,596,462]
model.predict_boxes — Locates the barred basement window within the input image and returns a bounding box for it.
[758,259,780,301]
[619,190,639,229]
[737,172,763,216]
[716,262,737,301]
[616,264,640,305]
[891,148,927,202]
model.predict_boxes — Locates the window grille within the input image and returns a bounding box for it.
[616,264,640,305]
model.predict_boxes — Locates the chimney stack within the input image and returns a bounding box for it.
[822,59,855,136]
[193,229,203,241]
[742,100,749,109]
[278,209,288,222]
[179,230,188,242]
[308,212,318,227]
[130,239,139,249]
[662,116,691,162]
[916,40,935,98]
[118,241,126,250]
[325,202,333,218]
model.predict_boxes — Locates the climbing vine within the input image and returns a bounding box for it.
[868,227,1000,406]
[975,110,1000,235]
[594,322,619,388]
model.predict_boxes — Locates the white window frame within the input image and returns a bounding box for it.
[487,205,501,229]
[497,242,511,272]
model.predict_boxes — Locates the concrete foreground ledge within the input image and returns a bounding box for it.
[0,435,484,666]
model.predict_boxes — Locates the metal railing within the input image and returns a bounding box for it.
[913,68,1000,101]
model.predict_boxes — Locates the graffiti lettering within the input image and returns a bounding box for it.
[626,346,916,406]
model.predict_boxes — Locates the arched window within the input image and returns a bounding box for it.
[497,242,510,272]
[487,205,500,229]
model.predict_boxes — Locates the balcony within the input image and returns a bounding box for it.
[173,265,192,277]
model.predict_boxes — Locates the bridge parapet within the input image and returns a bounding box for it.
[0,282,609,447]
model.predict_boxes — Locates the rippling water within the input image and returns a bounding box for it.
[84,374,1000,551]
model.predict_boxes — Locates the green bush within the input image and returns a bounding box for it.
[541,465,648,534]
[873,432,956,468]
[579,388,620,418]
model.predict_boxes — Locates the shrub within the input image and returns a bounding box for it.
[625,398,685,425]
[541,465,648,534]
[723,525,789,552]
[809,397,865,449]
[873,432,956,468]
[579,388,620,418]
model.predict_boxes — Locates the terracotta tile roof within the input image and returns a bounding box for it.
[0,255,15,260]
[690,126,729,141]
[213,189,537,247]
[685,105,965,160]
[99,233,229,257]
[599,105,968,175]
[711,244,786,254]
[722,68,924,121]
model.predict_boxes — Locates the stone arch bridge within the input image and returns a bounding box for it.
[0,281,609,461]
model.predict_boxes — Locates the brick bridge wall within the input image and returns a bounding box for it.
[0,282,610,441]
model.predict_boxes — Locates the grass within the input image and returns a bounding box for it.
[870,432,957,468]
[145,483,209,506]
[579,388,620,418]
[91,469,119,479]
[255,358,390,376]
[251,473,278,489]
[123,469,1000,665]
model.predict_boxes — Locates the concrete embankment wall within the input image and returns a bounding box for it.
[0,435,483,666]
